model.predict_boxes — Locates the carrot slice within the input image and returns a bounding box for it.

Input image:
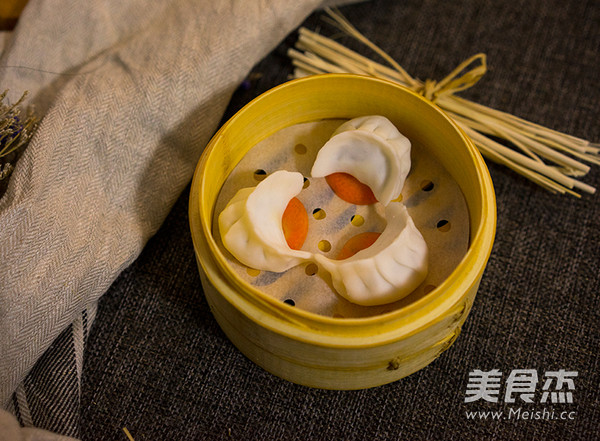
[325,172,377,205]
[336,232,382,260]
[282,197,308,250]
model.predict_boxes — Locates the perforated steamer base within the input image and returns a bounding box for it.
[213,119,470,318]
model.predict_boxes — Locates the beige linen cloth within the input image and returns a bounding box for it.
[0,1,351,438]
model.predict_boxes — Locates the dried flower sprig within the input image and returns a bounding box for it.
[288,8,599,197]
[1,90,37,197]
[0,89,37,159]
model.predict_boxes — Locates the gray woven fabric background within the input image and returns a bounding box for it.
[76,0,598,440]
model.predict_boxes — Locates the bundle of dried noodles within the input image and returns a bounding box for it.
[288,8,599,197]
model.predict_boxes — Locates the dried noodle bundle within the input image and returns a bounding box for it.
[288,8,599,197]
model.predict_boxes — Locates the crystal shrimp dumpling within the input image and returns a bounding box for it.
[311,115,412,206]
[217,115,429,306]
[218,170,312,273]
[314,203,428,306]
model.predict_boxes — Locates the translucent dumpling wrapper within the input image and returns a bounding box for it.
[314,203,428,306]
[310,115,411,206]
[216,119,443,310]
[218,170,312,272]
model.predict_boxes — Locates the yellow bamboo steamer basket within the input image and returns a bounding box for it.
[189,74,496,390]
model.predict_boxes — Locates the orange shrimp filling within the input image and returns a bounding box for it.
[282,176,382,255]
[336,232,382,260]
[325,172,377,205]
[282,197,308,250]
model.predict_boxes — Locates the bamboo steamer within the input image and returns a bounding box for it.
[189,74,496,390]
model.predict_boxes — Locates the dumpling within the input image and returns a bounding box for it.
[310,116,411,206]
[314,203,428,306]
[218,170,312,272]
[218,117,427,307]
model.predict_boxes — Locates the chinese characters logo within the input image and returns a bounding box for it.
[465,369,577,404]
